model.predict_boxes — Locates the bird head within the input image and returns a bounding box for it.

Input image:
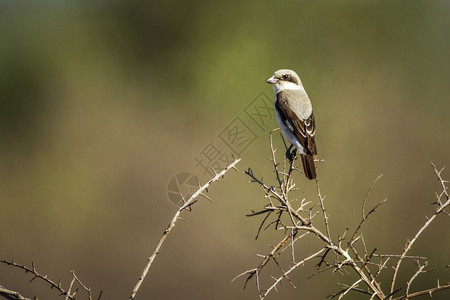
[266,69,303,92]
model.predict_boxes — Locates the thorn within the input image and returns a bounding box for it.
[200,193,213,202]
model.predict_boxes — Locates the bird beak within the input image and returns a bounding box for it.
[266,76,278,84]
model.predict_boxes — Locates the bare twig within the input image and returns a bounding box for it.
[405,261,427,295]
[129,158,241,300]
[372,254,427,260]
[231,233,293,290]
[0,261,101,300]
[337,279,363,299]
[362,175,384,219]
[0,260,75,299]
[349,174,386,244]
[330,282,371,298]
[260,248,326,299]
[315,181,332,247]
[71,270,95,300]
[65,277,77,300]
[0,285,30,300]
[392,282,450,300]
[389,163,450,298]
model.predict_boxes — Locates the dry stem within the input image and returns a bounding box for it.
[129,158,241,300]
[388,162,450,299]
[0,260,99,300]
[0,285,30,300]
[0,260,75,299]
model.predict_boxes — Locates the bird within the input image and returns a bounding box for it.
[266,69,317,180]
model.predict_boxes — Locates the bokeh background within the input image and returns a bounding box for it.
[1,1,449,299]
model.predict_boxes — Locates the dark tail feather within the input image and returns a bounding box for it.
[300,154,316,180]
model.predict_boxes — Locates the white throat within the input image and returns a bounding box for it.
[273,81,303,93]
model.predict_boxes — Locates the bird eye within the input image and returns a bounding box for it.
[283,74,290,80]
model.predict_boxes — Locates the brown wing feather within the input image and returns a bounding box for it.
[275,92,317,156]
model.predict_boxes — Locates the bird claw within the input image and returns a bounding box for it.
[285,145,297,162]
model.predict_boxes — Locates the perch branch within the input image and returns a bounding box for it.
[240,134,386,299]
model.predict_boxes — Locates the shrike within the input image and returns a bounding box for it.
[266,69,317,180]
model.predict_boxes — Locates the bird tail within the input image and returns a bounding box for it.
[300,154,316,180]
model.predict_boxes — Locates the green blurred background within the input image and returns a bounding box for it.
[1,1,449,299]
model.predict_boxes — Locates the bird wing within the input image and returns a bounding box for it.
[275,91,317,155]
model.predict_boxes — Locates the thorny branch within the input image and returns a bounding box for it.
[388,162,450,299]
[234,132,450,299]
[129,158,241,300]
[0,284,30,300]
[1,260,74,299]
[0,260,100,300]
[349,174,386,244]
